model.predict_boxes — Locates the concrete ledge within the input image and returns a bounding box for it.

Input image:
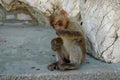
[0,25,120,80]
[0,71,120,80]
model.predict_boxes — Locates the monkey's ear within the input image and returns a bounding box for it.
[60,10,67,17]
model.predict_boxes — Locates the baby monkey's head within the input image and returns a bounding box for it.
[51,38,63,51]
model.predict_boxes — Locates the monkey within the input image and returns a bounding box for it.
[48,37,70,71]
[51,37,70,64]
[48,10,86,71]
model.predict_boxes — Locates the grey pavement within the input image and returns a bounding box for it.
[0,25,120,80]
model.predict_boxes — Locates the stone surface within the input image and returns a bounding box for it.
[0,0,80,26]
[0,25,120,80]
[0,5,5,25]
[16,13,32,20]
[0,0,38,25]
[79,0,120,63]
[6,14,15,20]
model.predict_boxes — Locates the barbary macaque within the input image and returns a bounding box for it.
[48,10,86,71]
[51,37,70,64]
[48,37,70,71]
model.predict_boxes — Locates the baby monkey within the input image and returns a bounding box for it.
[48,10,86,71]
[48,37,70,71]
[51,37,70,64]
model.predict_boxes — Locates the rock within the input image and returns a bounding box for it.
[16,13,32,20]
[0,0,80,26]
[0,5,5,25]
[0,0,38,25]
[6,14,15,20]
[79,0,120,63]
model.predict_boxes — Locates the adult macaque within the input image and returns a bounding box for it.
[48,10,86,71]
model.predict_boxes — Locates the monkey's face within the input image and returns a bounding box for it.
[50,15,69,31]
[51,44,61,51]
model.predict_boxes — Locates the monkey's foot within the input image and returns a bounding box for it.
[47,62,59,71]
[57,63,80,71]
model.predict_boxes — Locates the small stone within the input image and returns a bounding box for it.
[36,68,40,70]
[31,67,35,69]
[26,49,30,51]
[17,13,32,20]
[85,61,90,64]
[4,40,6,42]
[52,55,55,57]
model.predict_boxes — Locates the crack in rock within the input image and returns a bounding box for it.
[101,32,118,59]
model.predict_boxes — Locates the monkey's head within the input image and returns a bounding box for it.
[49,10,69,30]
[51,38,63,51]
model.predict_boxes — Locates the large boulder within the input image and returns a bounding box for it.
[80,0,120,63]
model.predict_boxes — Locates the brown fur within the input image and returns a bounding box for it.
[48,10,86,71]
[48,37,70,71]
[51,37,70,63]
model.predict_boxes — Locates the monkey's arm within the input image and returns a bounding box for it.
[56,30,83,41]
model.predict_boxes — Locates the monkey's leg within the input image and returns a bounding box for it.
[57,46,82,71]
[47,51,66,71]
[48,46,70,71]
[57,63,80,71]
[56,48,82,71]
[48,61,80,71]
[57,30,86,63]
[48,51,70,71]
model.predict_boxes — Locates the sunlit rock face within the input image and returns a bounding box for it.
[79,0,120,63]
[0,0,120,63]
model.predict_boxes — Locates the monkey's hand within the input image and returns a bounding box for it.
[56,30,83,41]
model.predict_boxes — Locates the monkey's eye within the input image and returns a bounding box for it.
[58,20,63,26]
